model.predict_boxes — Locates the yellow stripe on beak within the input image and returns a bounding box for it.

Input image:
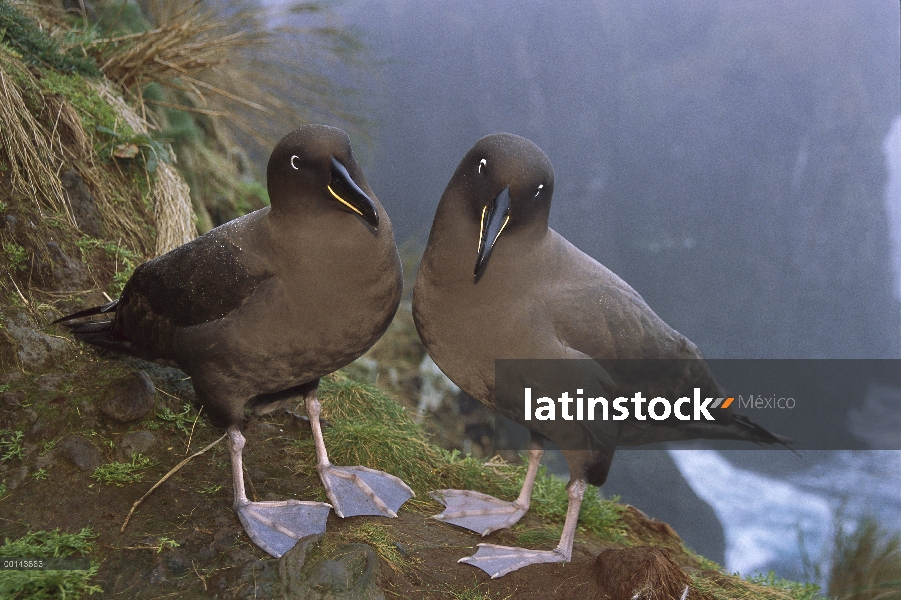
[477,205,488,256]
[327,185,364,217]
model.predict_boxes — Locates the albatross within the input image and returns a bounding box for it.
[55,124,413,558]
[412,133,788,578]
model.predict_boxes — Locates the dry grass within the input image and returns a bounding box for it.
[87,1,254,96]
[150,162,194,255]
[0,51,72,224]
[594,547,696,600]
[828,517,901,600]
[84,0,369,154]
[92,78,195,253]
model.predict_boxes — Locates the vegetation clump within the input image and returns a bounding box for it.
[91,453,152,486]
[0,528,101,599]
[0,2,99,76]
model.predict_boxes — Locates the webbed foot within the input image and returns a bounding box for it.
[234,499,332,557]
[430,489,527,535]
[319,464,414,518]
[459,543,567,579]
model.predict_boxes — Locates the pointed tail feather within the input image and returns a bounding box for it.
[52,299,118,325]
[67,319,164,362]
[731,414,796,453]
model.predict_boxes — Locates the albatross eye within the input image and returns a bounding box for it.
[290,155,300,170]
[535,184,544,197]
[478,158,487,174]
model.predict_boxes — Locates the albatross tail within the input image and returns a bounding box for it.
[51,299,118,324]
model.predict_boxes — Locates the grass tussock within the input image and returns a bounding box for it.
[87,1,251,94]
[0,44,162,300]
[828,517,901,600]
[0,528,101,599]
[0,2,99,76]
[595,547,695,600]
[690,570,820,600]
[0,51,72,224]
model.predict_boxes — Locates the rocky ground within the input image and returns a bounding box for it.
[0,300,823,600]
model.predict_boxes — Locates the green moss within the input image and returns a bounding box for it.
[293,374,627,542]
[748,572,820,600]
[2,242,27,271]
[39,71,131,140]
[91,453,152,486]
[0,528,101,599]
[75,237,143,295]
[236,180,270,213]
[0,1,99,76]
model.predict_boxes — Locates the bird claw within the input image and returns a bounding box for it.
[459,543,567,578]
[319,464,414,518]
[234,499,332,558]
[430,489,527,535]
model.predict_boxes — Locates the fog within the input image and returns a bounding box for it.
[324,0,900,361]
[261,0,901,580]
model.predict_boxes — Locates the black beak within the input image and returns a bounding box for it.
[474,186,512,276]
[328,157,379,229]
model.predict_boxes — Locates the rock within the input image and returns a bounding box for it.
[4,214,18,235]
[61,170,104,238]
[3,316,70,372]
[38,373,74,391]
[34,452,56,470]
[119,357,196,403]
[118,431,156,457]
[58,435,103,472]
[2,391,23,407]
[233,536,385,600]
[276,536,384,600]
[100,371,156,423]
[5,371,22,383]
[593,547,691,600]
[43,241,89,291]
[7,466,29,490]
[238,560,278,599]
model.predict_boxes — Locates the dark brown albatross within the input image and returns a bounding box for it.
[412,133,789,578]
[55,124,413,558]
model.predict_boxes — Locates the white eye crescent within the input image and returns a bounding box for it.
[535,184,544,197]
[478,158,487,173]
[290,155,300,170]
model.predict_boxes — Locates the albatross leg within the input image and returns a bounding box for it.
[306,391,414,518]
[228,426,332,558]
[459,478,586,579]
[431,436,544,535]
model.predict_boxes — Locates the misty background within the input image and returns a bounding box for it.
[257,0,900,583]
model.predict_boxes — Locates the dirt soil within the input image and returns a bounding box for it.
[0,343,717,600]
